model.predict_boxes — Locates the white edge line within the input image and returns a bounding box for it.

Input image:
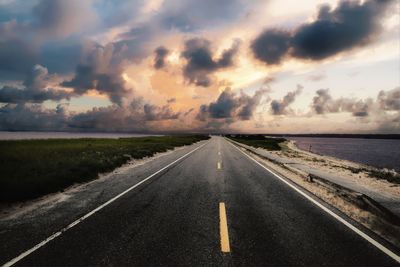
[226,139,400,263]
[2,141,209,267]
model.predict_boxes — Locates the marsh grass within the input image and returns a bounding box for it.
[0,135,208,202]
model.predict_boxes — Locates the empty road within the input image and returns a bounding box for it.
[1,137,399,266]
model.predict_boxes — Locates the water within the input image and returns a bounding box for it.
[288,137,400,171]
[0,131,162,140]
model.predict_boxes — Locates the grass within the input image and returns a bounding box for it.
[367,169,400,184]
[226,134,286,151]
[0,135,209,202]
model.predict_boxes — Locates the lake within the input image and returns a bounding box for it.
[0,131,162,140]
[288,137,400,171]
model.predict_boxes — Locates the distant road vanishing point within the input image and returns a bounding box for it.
[1,137,399,266]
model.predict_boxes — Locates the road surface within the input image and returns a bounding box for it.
[1,136,399,266]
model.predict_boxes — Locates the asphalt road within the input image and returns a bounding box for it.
[1,136,399,266]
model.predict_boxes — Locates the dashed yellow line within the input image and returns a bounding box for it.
[219,202,231,253]
[217,162,221,169]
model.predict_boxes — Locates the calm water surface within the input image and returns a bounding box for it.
[288,137,400,171]
[0,131,162,140]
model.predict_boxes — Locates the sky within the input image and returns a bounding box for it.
[0,0,399,133]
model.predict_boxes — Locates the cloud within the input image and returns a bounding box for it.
[61,43,131,105]
[0,100,181,132]
[67,101,180,131]
[154,46,169,69]
[252,0,393,65]
[143,104,180,121]
[197,88,268,122]
[113,25,154,63]
[251,29,291,65]
[378,87,400,111]
[182,38,240,87]
[0,0,98,80]
[0,65,73,103]
[311,88,377,117]
[33,0,98,39]
[0,38,37,78]
[271,84,303,115]
[159,0,249,32]
[0,103,69,131]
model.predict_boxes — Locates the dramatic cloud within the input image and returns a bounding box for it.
[252,0,393,65]
[271,85,303,115]
[312,88,376,117]
[0,103,69,131]
[0,37,37,78]
[143,104,180,121]
[154,46,169,69]
[0,101,180,132]
[61,43,131,105]
[0,0,398,133]
[33,0,98,39]
[251,30,291,65]
[67,102,177,131]
[378,87,400,111]
[197,88,268,121]
[182,38,240,86]
[0,65,72,103]
[0,0,98,79]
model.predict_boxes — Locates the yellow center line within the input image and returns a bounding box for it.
[217,162,221,169]
[219,202,231,253]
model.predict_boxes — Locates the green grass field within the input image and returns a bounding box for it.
[227,135,286,151]
[0,135,209,202]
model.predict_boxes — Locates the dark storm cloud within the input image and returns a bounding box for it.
[252,0,393,65]
[271,85,303,115]
[143,104,180,121]
[0,100,181,132]
[182,38,240,87]
[61,43,131,105]
[154,46,169,69]
[197,88,268,121]
[0,38,38,78]
[251,30,291,65]
[113,25,154,63]
[39,39,84,75]
[0,0,98,80]
[0,103,69,131]
[74,101,180,129]
[0,65,73,103]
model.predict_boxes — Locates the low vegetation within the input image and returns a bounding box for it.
[0,135,209,202]
[367,169,400,184]
[226,134,286,151]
